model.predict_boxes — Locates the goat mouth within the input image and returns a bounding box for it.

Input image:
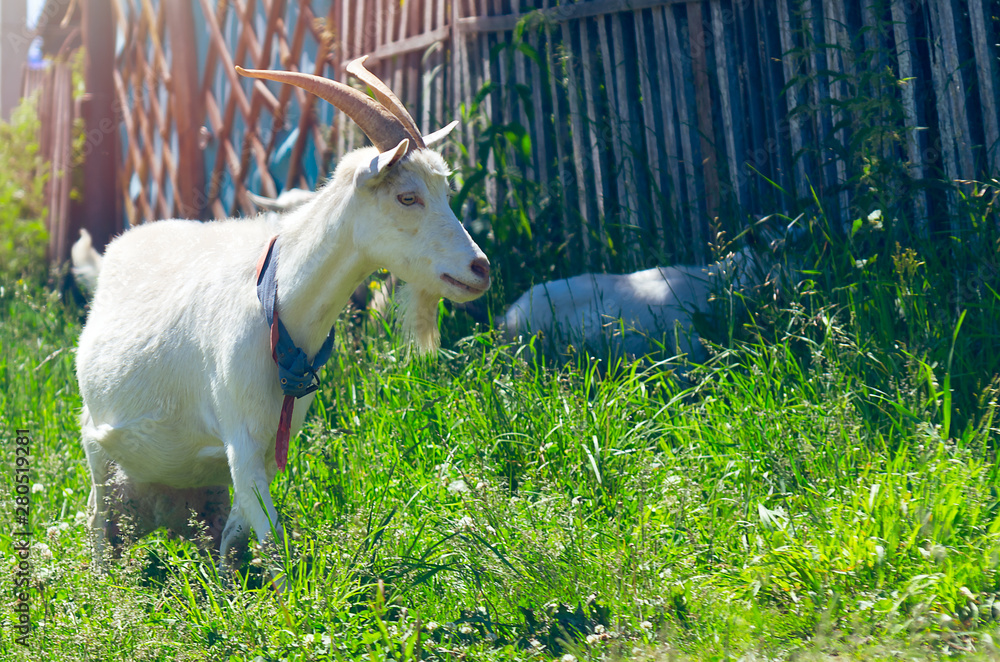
[442,273,488,296]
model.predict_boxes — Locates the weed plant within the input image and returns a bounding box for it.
[0,94,49,285]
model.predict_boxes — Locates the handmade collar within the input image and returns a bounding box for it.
[255,235,336,471]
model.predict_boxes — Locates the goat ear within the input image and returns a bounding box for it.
[355,138,410,187]
[422,120,460,147]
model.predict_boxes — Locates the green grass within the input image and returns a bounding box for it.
[1,261,999,661]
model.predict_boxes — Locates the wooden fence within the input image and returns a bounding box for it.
[60,0,1000,273]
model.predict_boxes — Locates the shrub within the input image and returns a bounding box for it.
[0,92,49,284]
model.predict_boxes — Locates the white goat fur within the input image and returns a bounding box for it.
[244,187,397,316]
[77,142,489,564]
[247,188,316,212]
[71,229,103,294]
[502,251,758,363]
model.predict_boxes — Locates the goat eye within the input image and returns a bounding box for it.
[397,193,420,206]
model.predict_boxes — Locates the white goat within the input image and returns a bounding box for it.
[71,229,103,295]
[246,188,317,213]
[76,58,491,568]
[501,250,759,364]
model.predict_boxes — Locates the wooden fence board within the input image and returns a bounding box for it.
[580,18,608,265]
[926,0,962,220]
[776,0,808,202]
[664,5,701,254]
[652,5,682,251]
[634,9,664,253]
[710,0,742,210]
[542,2,574,250]
[86,0,998,278]
[890,0,928,234]
[561,20,592,261]
[969,0,1000,176]
[933,0,975,185]
[597,14,626,238]
[687,2,718,222]
[610,10,642,257]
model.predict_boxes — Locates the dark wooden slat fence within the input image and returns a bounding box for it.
[41,0,1000,272]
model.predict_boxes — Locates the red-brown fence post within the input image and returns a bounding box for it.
[166,1,207,219]
[80,0,119,254]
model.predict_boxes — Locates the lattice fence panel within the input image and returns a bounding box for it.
[111,0,1000,271]
[113,0,340,224]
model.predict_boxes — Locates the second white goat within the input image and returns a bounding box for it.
[501,250,759,364]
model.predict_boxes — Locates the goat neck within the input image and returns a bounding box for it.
[269,177,372,358]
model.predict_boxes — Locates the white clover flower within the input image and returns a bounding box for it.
[31,483,44,494]
[425,621,439,632]
[457,516,475,531]
[34,542,52,561]
[855,259,866,269]
[639,620,653,630]
[561,654,577,662]
[62,487,74,497]
[46,525,60,539]
[594,624,606,634]
[459,624,473,635]
[303,634,315,645]
[586,634,600,645]
[74,511,88,526]
[867,210,884,229]
[321,634,332,646]
[448,479,469,494]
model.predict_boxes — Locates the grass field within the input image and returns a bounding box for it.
[2,246,999,662]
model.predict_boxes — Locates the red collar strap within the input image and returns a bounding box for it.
[254,235,336,471]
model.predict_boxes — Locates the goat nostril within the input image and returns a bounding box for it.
[470,257,491,280]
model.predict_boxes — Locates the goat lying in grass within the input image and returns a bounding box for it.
[501,250,759,365]
[76,58,490,571]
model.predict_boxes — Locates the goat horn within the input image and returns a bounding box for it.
[235,66,412,154]
[345,56,425,150]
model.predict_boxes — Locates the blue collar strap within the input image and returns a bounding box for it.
[255,235,337,399]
